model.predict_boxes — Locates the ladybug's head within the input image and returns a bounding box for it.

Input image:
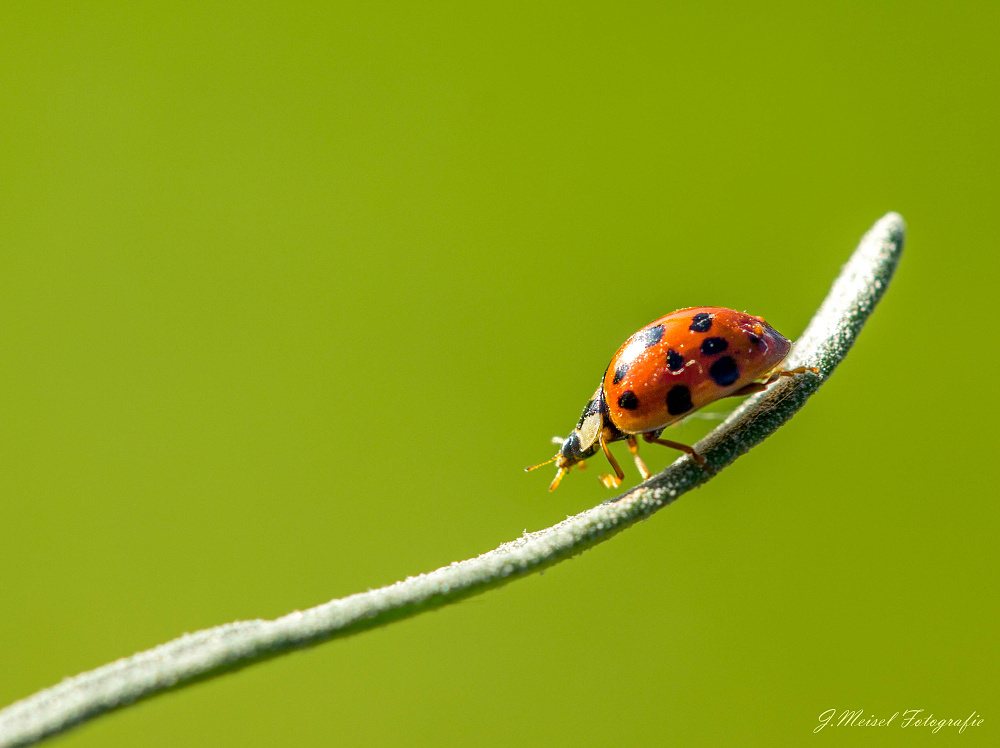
[526,386,612,491]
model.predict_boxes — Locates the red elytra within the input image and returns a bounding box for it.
[526,306,816,491]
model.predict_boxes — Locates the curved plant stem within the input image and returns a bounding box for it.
[0,213,905,748]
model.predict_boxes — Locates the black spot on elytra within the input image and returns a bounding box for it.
[666,385,693,416]
[700,337,728,356]
[709,356,740,386]
[613,362,629,385]
[689,313,713,332]
[617,391,639,410]
[575,398,600,428]
[666,349,684,371]
[635,323,665,348]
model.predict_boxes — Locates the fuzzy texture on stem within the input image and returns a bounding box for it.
[0,213,905,748]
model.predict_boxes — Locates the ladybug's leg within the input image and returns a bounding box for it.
[763,366,819,384]
[778,366,819,377]
[598,432,625,489]
[642,433,708,469]
[729,366,819,397]
[626,435,651,480]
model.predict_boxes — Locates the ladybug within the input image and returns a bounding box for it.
[526,307,816,491]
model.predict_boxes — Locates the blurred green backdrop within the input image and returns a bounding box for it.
[1,2,996,746]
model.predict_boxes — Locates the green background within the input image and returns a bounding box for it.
[1,3,996,746]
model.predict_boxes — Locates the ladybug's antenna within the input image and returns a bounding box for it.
[524,455,557,472]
